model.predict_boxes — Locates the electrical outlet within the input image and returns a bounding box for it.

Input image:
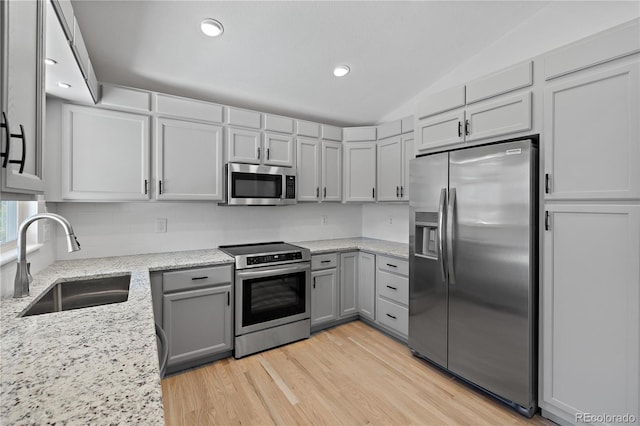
[387,216,393,225]
[321,215,328,225]
[155,218,168,233]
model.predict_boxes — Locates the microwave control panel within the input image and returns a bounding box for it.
[285,176,296,199]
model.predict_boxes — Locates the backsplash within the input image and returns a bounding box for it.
[361,203,409,244]
[53,202,365,259]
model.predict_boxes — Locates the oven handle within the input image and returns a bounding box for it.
[235,262,310,279]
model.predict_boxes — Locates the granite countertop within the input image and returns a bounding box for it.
[0,249,234,425]
[0,238,407,425]
[294,237,409,259]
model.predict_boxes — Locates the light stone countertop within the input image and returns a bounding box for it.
[0,239,407,425]
[0,249,234,426]
[294,237,409,259]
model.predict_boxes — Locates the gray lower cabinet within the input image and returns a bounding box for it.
[163,285,232,367]
[311,268,338,326]
[358,252,376,321]
[339,252,358,317]
[161,265,233,369]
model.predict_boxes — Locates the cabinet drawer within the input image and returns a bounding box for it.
[376,297,408,336]
[163,265,232,293]
[377,255,408,276]
[377,270,408,305]
[311,253,338,270]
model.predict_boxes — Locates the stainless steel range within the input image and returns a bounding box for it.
[219,242,311,358]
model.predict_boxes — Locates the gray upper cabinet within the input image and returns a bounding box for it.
[321,124,342,142]
[156,94,223,123]
[155,118,224,201]
[415,61,534,153]
[101,84,153,112]
[227,107,261,129]
[264,114,294,134]
[1,0,45,197]
[296,120,321,138]
[296,138,321,201]
[344,141,376,202]
[321,141,342,202]
[263,132,294,167]
[544,58,639,201]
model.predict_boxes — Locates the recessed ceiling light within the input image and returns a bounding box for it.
[45,58,57,65]
[333,65,350,77]
[57,82,71,89]
[201,19,224,37]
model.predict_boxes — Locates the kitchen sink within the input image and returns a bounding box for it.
[21,274,131,317]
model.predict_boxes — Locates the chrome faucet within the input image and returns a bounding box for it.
[14,213,81,298]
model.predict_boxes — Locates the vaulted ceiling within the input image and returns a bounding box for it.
[71,1,552,126]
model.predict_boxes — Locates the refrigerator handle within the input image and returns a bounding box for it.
[447,188,457,285]
[438,188,447,282]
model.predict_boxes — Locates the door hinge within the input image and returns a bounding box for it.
[545,211,551,231]
[545,173,551,194]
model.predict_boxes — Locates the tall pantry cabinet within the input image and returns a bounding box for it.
[540,19,640,426]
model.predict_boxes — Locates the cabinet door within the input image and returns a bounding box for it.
[227,127,260,164]
[344,142,376,202]
[163,285,233,367]
[401,132,414,200]
[156,118,223,200]
[377,136,402,201]
[544,61,640,200]
[321,140,342,202]
[1,0,45,195]
[416,109,465,152]
[263,132,294,167]
[465,91,532,142]
[358,252,376,321]
[339,252,358,317]
[311,269,337,325]
[61,105,150,200]
[296,138,320,201]
[541,204,639,424]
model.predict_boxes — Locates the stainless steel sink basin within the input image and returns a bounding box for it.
[21,274,131,317]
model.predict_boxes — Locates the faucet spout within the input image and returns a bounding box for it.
[14,213,81,298]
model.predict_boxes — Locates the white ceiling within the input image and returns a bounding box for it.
[71,1,550,126]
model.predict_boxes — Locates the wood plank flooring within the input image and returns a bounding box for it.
[162,321,553,425]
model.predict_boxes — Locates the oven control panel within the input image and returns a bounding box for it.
[246,251,303,266]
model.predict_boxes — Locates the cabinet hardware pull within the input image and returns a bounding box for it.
[400,186,404,198]
[2,122,27,173]
[0,112,9,168]
[313,276,316,289]
[324,187,327,198]
[545,211,550,231]
[545,173,551,194]
[159,180,163,194]
[227,292,230,306]
[386,285,397,290]
[386,313,397,320]
[396,186,399,197]
[267,148,270,160]
[316,187,319,198]
[320,260,331,264]
[386,263,397,268]
[372,187,375,198]
[144,179,148,195]
[458,121,462,137]
[191,276,209,281]
[257,147,261,159]
[465,119,470,136]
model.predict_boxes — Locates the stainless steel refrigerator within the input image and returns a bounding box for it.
[409,138,538,417]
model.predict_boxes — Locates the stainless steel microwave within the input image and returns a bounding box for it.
[222,163,297,206]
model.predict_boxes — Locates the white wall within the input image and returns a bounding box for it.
[53,202,363,259]
[380,2,640,122]
[361,203,409,244]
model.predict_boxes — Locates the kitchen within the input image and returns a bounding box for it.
[1,1,639,425]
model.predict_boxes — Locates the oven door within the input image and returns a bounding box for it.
[235,262,310,335]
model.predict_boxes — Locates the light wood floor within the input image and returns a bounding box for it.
[162,321,553,425]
